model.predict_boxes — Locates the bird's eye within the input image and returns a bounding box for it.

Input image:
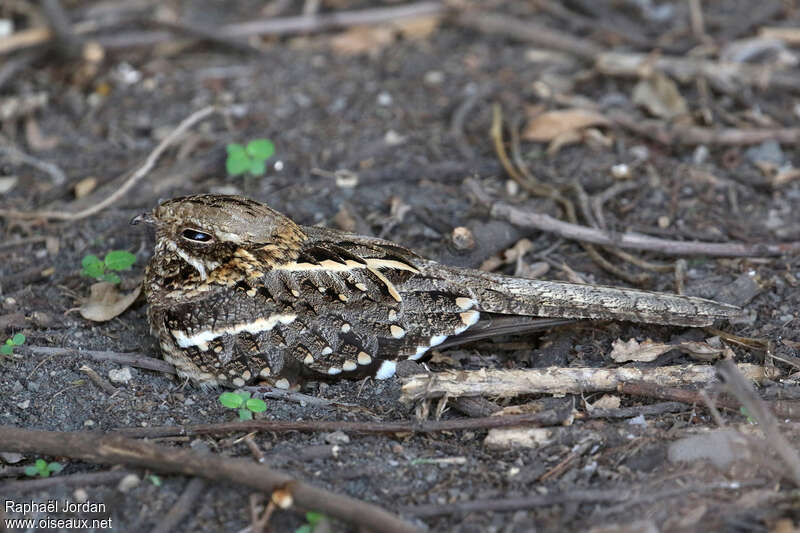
[181,229,213,242]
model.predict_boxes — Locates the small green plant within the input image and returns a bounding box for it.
[219,391,267,420]
[81,250,137,284]
[1,333,25,356]
[226,139,275,177]
[295,512,326,533]
[25,459,63,478]
[740,407,756,424]
[147,474,162,486]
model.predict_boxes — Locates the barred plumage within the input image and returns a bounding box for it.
[137,194,742,388]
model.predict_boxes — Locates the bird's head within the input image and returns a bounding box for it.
[134,194,305,280]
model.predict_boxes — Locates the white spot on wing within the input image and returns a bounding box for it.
[343,360,357,371]
[357,352,372,365]
[455,310,480,334]
[321,346,333,355]
[455,297,475,310]
[375,360,396,379]
[430,334,447,346]
[171,314,297,348]
[390,325,406,338]
[327,367,342,375]
[409,345,428,361]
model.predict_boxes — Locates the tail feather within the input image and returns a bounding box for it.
[454,269,742,327]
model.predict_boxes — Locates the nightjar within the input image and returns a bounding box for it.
[137,194,741,388]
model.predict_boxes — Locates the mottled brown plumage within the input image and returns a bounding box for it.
[139,194,742,388]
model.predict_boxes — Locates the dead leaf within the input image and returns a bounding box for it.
[522,108,609,142]
[73,177,97,198]
[590,394,621,410]
[773,167,800,187]
[610,338,722,363]
[24,116,60,151]
[391,15,439,40]
[610,338,673,362]
[632,72,688,119]
[80,282,141,322]
[330,25,395,55]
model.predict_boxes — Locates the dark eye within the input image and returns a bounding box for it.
[181,229,213,242]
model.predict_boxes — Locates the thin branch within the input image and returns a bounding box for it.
[0,105,217,221]
[487,198,800,257]
[0,427,421,533]
[26,346,176,374]
[0,145,67,185]
[111,408,570,439]
[1,469,135,494]
[150,477,208,533]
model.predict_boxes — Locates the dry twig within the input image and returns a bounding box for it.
[0,106,217,221]
[0,427,420,533]
[400,364,774,403]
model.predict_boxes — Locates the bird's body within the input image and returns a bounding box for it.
[140,194,742,388]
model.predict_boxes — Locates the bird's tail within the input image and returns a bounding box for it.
[451,268,742,327]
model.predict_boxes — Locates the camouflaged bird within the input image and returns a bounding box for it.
[137,194,742,388]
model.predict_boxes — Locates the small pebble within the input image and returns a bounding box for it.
[657,216,670,228]
[117,474,140,493]
[424,71,444,85]
[611,163,631,179]
[324,430,350,445]
[376,91,393,106]
[451,226,476,251]
[73,488,89,503]
[108,367,133,385]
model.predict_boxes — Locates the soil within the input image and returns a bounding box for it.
[1,1,800,532]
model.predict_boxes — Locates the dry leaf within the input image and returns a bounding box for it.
[773,167,800,187]
[80,282,141,322]
[391,15,439,40]
[522,108,609,142]
[330,25,395,55]
[73,177,97,198]
[611,338,722,363]
[590,394,621,410]
[632,72,688,119]
[610,338,673,362]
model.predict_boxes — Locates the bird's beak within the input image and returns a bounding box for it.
[130,212,156,226]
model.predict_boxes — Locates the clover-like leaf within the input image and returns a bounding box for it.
[226,144,251,176]
[295,526,312,533]
[238,408,253,421]
[305,512,324,526]
[104,250,136,271]
[81,255,105,278]
[246,139,275,160]
[48,462,63,474]
[245,398,267,413]
[11,333,25,346]
[0,344,12,355]
[219,392,245,408]
[249,159,266,176]
[25,465,39,477]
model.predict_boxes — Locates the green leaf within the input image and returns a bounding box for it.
[11,333,25,345]
[249,159,266,176]
[238,408,253,421]
[48,462,63,473]
[294,526,312,533]
[25,466,39,477]
[105,250,137,271]
[226,152,252,176]
[0,344,12,355]
[101,272,121,284]
[245,398,267,413]
[246,139,275,160]
[305,512,324,526]
[148,474,162,486]
[226,143,246,156]
[219,392,244,408]
[36,459,47,470]
[82,254,101,269]
[237,391,251,400]
[82,255,105,278]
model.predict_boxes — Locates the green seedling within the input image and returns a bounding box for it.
[219,391,267,421]
[24,459,63,478]
[740,407,756,424]
[147,474,162,487]
[1,333,25,356]
[226,139,275,177]
[81,250,137,284]
[295,512,326,533]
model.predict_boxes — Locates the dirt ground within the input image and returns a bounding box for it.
[2,1,800,532]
